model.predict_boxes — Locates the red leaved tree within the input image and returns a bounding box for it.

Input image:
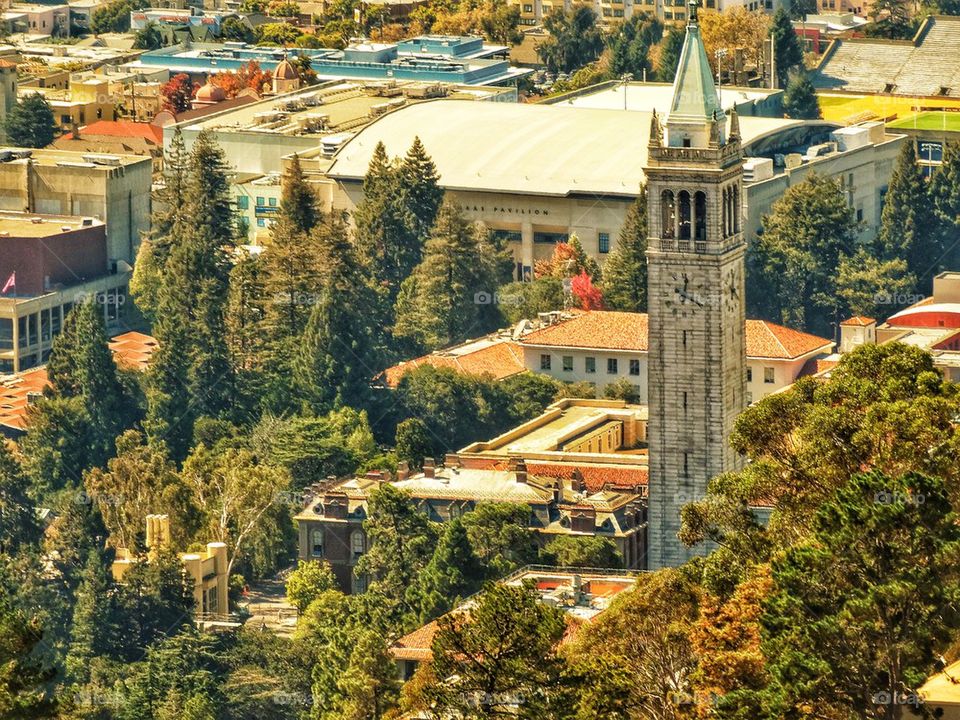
[160,73,196,114]
[571,270,603,310]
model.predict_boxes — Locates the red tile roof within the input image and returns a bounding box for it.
[66,120,163,144]
[521,311,649,351]
[0,332,157,432]
[840,315,876,327]
[744,319,833,359]
[382,339,525,388]
[459,455,647,493]
[391,620,440,662]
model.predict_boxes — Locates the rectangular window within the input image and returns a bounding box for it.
[746,367,753,382]
[0,318,11,350]
[540,354,551,370]
[256,218,266,227]
[856,208,864,222]
[523,3,533,10]
[764,367,775,384]
[585,356,596,374]
[607,358,618,374]
[562,355,573,372]
[598,232,610,254]
[236,195,249,210]
[629,359,640,376]
[256,196,265,207]
[268,197,278,207]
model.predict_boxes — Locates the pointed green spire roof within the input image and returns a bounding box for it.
[669,3,722,121]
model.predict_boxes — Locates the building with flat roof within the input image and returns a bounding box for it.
[295,441,647,592]
[508,0,787,29]
[168,79,516,175]
[382,310,834,404]
[390,566,639,679]
[321,99,902,276]
[125,36,530,87]
[0,147,152,265]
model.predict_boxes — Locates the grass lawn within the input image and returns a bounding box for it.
[888,111,960,132]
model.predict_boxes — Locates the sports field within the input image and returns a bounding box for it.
[816,92,960,125]
[887,111,960,132]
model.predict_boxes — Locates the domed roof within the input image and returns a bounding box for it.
[195,81,226,102]
[274,58,299,80]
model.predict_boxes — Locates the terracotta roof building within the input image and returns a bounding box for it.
[390,567,638,679]
[381,310,833,404]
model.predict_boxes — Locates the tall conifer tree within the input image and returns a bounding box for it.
[602,185,648,312]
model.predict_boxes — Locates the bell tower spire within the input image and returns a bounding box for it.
[643,0,747,570]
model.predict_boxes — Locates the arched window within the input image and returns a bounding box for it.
[694,191,707,242]
[661,190,675,238]
[678,190,691,240]
[722,187,729,236]
[311,529,324,557]
[350,530,366,561]
[733,185,741,233]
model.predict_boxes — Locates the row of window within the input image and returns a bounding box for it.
[746,367,776,384]
[311,528,366,561]
[541,354,641,376]
[236,195,278,210]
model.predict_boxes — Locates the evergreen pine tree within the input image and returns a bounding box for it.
[0,442,40,555]
[877,140,940,291]
[144,297,194,463]
[772,7,803,88]
[783,72,821,119]
[131,127,190,322]
[393,201,503,353]
[398,137,444,245]
[46,299,127,464]
[293,214,377,413]
[602,186,648,312]
[65,549,116,683]
[5,93,55,148]
[656,29,685,82]
[277,153,320,235]
[353,142,417,312]
[413,518,483,621]
[931,141,960,268]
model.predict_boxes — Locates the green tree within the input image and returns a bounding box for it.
[750,173,858,336]
[782,72,820,119]
[570,567,700,719]
[836,248,914,318]
[479,1,524,45]
[608,13,663,79]
[754,471,960,719]
[393,201,505,353]
[496,277,565,322]
[354,484,437,625]
[656,28,685,81]
[537,5,603,74]
[771,7,803,88]
[461,502,538,579]
[276,153,320,236]
[602,187,648,312]
[332,630,401,720]
[930,141,960,269]
[19,395,92,497]
[398,137,444,245]
[293,213,377,413]
[394,417,432,470]
[285,559,337,614]
[221,16,255,42]
[0,599,56,719]
[0,443,39,554]
[5,93,55,148]
[143,302,194,463]
[46,299,130,466]
[541,535,622,568]
[868,0,912,37]
[65,549,117,683]
[413,518,484,621]
[877,140,941,290]
[255,22,301,44]
[423,582,568,719]
[133,21,163,49]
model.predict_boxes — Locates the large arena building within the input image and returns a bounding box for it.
[318,97,903,279]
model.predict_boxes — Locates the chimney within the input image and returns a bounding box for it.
[397,460,410,481]
[423,457,435,478]
[515,459,527,484]
[444,453,460,468]
[571,469,585,494]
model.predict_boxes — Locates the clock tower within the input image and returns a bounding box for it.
[644,0,747,569]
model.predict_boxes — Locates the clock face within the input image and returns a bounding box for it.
[671,272,704,312]
[723,267,740,312]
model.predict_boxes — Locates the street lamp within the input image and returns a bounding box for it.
[715,49,727,106]
[620,73,633,110]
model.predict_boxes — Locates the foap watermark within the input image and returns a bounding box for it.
[272,291,320,306]
[873,292,925,306]
[274,489,310,509]
[73,688,124,708]
[70,489,124,506]
[874,490,925,506]
[73,290,125,306]
[474,291,521,306]
[872,691,922,707]
[271,691,313,708]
